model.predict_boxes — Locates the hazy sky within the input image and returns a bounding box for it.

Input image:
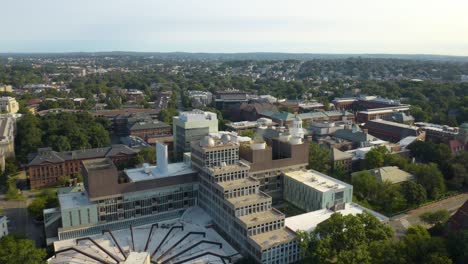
[1,0,468,55]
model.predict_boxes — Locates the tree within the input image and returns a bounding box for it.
[401,181,427,206]
[410,163,446,199]
[419,210,450,226]
[0,235,46,264]
[309,212,393,263]
[403,225,450,264]
[308,143,332,174]
[351,171,379,200]
[138,147,156,164]
[28,189,58,221]
[363,146,388,169]
[446,230,468,264]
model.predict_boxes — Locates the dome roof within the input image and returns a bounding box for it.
[200,136,215,147]
[221,134,231,143]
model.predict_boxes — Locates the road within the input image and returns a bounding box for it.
[390,193,468,237]
[0,190,46,247]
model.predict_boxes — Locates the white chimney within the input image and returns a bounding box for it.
[156,142,169,174]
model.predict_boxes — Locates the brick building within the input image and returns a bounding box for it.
[27,145,137,189]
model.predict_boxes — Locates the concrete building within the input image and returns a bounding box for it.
[44,111,386,264]
[260,110,354,128]
[226,118,276,134]
[0,97,19,114]
[192,132,301,264]
[172,109,218,160]
[283,170,353,212]
[356,106,412,123]
[28,145,137,189]
[0,115,15,172]
[44,143,198,241]
[214,89,249,110]
[0,215,8,238]
[187,90,213,107]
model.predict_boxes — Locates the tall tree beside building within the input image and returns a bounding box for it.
[308,143,332,174]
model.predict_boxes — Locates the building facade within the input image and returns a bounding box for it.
[28,145,137,189]
[0,97,19,114]
[191,133,301,264]
[172,110,218,160]
[0,115,15,172]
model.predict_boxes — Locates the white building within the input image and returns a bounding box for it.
[172,110,218,160]
[0,215,8,238]
[0,97,19,114]
[0,115,15,172]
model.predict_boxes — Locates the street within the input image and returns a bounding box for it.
[390,193,468,237]
[0,190,46,247]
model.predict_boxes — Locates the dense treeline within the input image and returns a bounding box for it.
[15,112,111,162]
[297,211,467,264]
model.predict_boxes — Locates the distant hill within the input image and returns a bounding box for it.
[1,51,468,61]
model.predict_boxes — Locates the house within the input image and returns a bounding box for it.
[352,166,415,185]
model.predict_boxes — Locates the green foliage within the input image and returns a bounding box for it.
[400,181,427,206]
[0,235,46,264]
[15,112,111,162]
[5,178,23,201]
[306,212,393,263]
[410,163,446,199]
[308,143,332,174]
[138,147,156,163]
[158,108,178,126]
[27,189,58,221]
[419,210,450,226]
[351,171,379,201]
[363,146,388,169]
[240,129,255,138]
[446,230,468,264]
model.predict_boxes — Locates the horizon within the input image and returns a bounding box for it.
[1,0,468,56]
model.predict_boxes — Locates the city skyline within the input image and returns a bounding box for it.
[1,0,468,55]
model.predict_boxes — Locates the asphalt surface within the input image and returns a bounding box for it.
[0,190,46,247]
[390,193,468,237]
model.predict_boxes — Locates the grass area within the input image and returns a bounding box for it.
[5,177,25,201]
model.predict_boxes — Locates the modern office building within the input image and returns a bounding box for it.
[172,109,218,160]
[191,131,302,264]
[45,111,387,264]
[0,97,19,114]
[283,170,353,212]
[44,143,198,241]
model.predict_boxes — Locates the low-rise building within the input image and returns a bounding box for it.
[128,120,171,141]
[363,119,422,142]
[0,97,19,114]
[28,145,137,189]
[352,166,415,185]
[331,148,353,173]
[283,170,353,212]
[188,90,213,107]
[226,118,276,134]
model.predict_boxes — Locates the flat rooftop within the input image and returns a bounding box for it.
[58,191,92,210]
[217,177,259,191]
[208,162,250,174]
[238,209,284,227]
[125,162,195,182]
[82,158,115,171]
[51,206,239,264]
[249,228,296,250]
[285,202,388,233]
[227,193,270,208]
[285,170,350,193]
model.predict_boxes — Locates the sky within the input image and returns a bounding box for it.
[1,0,468,55]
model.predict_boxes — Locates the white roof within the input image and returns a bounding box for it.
[125,162,195,182]
[285,203,388,233]
[58,191,92,210]
[284,170,350,193]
